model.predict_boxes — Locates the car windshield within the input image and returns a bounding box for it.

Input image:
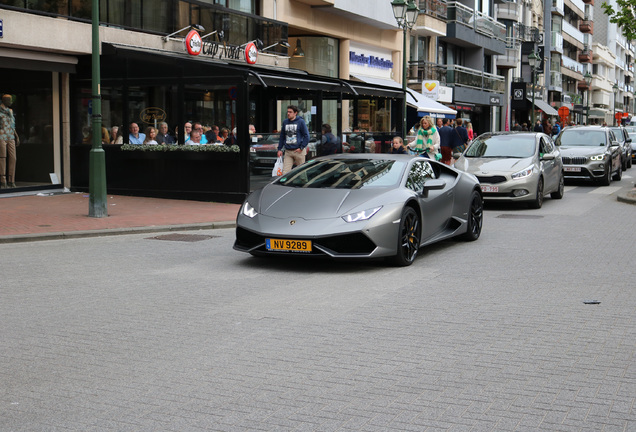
[464,135,536,158]
[556,130,606,146]
[277,158,406,189]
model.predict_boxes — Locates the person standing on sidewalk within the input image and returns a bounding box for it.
[278,105,309,174]
[0,94,18,189]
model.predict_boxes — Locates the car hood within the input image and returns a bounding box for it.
[255,184,395,219]
[456,157,534,174]
[559,146,607,157]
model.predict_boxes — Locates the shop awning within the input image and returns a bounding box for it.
[527,97,559,116]
[350,74,456,117]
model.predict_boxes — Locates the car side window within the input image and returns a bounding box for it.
[540,137,553,154]
[608,130,616,144]
[406,160,435,192]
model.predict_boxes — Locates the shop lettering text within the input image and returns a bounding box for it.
[200,41,242,61]
[349,51,393,70]
[140,107,167,124]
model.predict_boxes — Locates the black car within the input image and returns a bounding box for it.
[609,126,632,170]
[555,126,622,185]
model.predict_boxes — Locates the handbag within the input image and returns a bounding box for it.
[272,156,284,177]
[453,128,467,153]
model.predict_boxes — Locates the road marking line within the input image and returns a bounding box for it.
[589,186,622,195]
[564,186,578,192]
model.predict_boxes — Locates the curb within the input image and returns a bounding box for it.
[0,221,236,244]
[617,192,636,205]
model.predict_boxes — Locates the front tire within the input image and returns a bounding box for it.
[599,163,612,186]
[528,177,544,209]
[460,190,483,241]
[390,207,421,267]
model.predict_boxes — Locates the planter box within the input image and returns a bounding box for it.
[71,145,247,203]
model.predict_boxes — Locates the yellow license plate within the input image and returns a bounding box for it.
[266,238,312,253]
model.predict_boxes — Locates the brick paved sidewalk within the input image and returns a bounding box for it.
[0,192,240,241]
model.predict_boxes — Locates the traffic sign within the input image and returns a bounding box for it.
[558,106,570,117]
[615,112,622,120]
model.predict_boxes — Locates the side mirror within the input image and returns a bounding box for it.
[626,137,632,143]
[420,179,446,197]
[541,153,555,160]
[452,152,462,159]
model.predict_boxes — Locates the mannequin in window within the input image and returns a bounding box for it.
[0,94,18,188]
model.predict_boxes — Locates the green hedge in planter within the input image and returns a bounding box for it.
[121,144,240,153]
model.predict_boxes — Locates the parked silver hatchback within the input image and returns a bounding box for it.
[454,132,564,209]
[555,126,622,185]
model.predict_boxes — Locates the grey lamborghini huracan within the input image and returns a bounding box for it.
[234,154,483,266]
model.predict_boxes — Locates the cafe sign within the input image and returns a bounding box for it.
[185,29,203,56]
[184,38,259,63]
[140,107,167,124]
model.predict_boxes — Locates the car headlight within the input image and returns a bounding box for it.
[511,166,534,180]
[242,202,258,218]
[249,147,256,153]
[590,154,606,161]
[342,206,382,223]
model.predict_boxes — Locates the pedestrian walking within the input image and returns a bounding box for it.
[277,105,310,174]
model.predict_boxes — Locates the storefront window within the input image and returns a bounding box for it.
[0,69,54,188]
[289,37,339,78]
[349,99,391,133]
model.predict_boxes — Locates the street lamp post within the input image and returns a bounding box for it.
[528,50,539,129]
[613,83,620,126]
[89,0,107,217]
[392,0,419,137]
[584,72,592,125]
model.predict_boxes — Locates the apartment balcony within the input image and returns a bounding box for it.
[563,21,585,45]
[418,0,448,21]
[408,61,505,97]
[550,71,563,90]
[551,32,564,53]
[496,1,521,21]
[578,50,592,63]
[578,80,591,91]
[496,41,520,69]
[579,19,593,33]
[444,2,506,55]
[515,23,541,43]
[408,60,449,84]
[552,0,565,16]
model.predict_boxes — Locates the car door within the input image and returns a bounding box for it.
[607,130,621,172]
[405,160,454,242]
[539,135,558,192]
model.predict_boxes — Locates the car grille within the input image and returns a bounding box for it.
[562,156,587,164]
[476,175,507,184]
[235,227,377,255]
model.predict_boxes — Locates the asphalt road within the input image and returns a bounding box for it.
[1,175,635,431]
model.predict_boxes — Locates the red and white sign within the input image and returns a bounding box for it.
[245,42,258,65]
[185,29,203,56]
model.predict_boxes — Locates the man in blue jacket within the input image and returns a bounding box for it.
[278,105,310,174]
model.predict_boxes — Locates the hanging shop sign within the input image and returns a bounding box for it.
[245,42,258,65]
[185,30,203,56]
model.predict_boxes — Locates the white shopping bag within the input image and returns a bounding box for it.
[272,156,284,177]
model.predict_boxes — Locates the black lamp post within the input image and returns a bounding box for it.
[392,0,419,136]
[613,83,620,126]
[528,50,539,129]
[584,72,592,125]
